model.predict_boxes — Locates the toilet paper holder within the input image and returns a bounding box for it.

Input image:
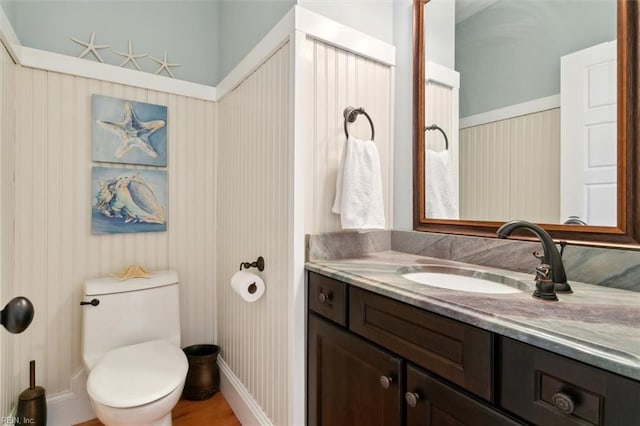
[239,256,265,272]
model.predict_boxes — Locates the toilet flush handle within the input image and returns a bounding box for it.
[80,299,100,307]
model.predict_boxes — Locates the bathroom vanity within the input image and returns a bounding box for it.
[305,253,640,426]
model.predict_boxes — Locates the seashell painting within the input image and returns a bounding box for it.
[92,167,167,234]
[92,94,168,167]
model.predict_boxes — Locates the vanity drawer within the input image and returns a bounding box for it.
[349,287,493,401]
[308,272,347,326]
[500,337,640,426]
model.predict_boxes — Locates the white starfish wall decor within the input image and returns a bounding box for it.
[150,50,181,78]
[112,40,147,71]
[70,32,110,63]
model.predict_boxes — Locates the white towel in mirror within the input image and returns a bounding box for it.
[425,149,458,219]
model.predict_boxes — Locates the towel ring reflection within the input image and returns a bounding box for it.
[425,124,448,151]
[344,107,375,141]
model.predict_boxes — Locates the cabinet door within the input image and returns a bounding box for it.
[308,313,403,426]
[406,364,522,426]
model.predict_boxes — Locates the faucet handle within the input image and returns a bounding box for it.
[533,264,558,301]
[532,250,544,261]
[535,263,551,280]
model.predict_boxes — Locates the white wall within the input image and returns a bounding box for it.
[304,37,394,233]
[214,9,395,424]
[0,40,16,418]
[424,0,455,70]
[392,0,414,230]
[4,66,217,418]
[216,43,291,425]
[298,0,393,44]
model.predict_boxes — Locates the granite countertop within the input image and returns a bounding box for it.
[305,251,640,381]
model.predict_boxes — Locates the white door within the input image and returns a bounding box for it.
[560,41,617,226]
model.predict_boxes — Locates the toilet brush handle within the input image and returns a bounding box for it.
[29,360,35,389]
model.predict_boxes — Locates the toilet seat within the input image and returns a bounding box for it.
[87,340,188,409]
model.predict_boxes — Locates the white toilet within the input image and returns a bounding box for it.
[81,270,188,426]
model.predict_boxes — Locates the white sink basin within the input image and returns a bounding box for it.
[402,266,525,294]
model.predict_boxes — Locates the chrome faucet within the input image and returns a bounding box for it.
[496,220,573,301]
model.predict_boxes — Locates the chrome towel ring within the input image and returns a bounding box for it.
[344,107,375,141]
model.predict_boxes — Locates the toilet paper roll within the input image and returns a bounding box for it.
[231,271,265,302]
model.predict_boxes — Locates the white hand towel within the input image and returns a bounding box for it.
[425,149,459,219]
[332,136,385,230]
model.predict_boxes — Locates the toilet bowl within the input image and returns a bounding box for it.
[81,270,187,426]
[87,340,188,426]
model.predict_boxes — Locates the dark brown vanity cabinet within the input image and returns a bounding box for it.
[307,271,640,426]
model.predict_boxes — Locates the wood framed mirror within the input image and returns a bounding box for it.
[413,0,640,246]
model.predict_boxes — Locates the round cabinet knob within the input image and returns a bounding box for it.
[405,392,420,408]
[318,291,332,304]
[379,376,393,389]
[552,392,575,415]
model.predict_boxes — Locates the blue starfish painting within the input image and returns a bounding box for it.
[92,95,168,166]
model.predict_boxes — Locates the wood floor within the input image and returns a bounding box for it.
[76,392,241,426]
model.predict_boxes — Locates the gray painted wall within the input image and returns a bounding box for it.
[217,0,295,82]
[1,0,397,85]
[5,1,220,85]
[0,0,14,23]
[457,0,616,118]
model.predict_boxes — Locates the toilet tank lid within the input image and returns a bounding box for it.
[85,270,179,296]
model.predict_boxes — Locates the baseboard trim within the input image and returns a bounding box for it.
[45,360,272,425]
[46,368,95,426]
[218,356,272,426]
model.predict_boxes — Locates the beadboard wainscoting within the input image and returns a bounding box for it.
[4,65,216,419]
[1,41,17,418]
[216,43,291,425]
[459,108,560,223]
[303,38,394,233]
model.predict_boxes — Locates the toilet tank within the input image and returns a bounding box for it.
[82,270,181,369]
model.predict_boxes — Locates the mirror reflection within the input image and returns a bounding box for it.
[423,0,617,226]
